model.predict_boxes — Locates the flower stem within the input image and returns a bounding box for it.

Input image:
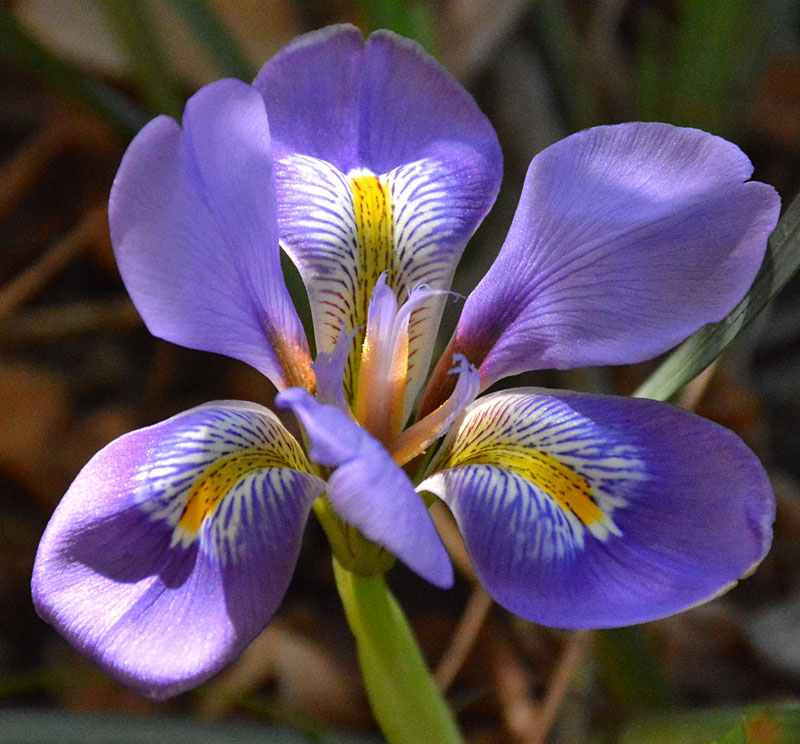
[332,558,464,744]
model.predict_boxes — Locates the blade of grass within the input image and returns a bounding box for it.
[0,6,147,135]
[172,0,254,81]
[634,3,670,121]
[530,0,601,130]
[594,627,677,711]
[95,0,184,118]
[617,703,800,744]
[635,189,800,402]
[357,0,437,54]
[669,0,753,133]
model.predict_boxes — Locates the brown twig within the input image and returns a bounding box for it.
[443,0,531,80]
[490,631,539,743]
[527,630,593,744]
[676,360,719,411]
[0,114,113,218]
[0,206,108,322]
[435,585,493,692]
[0,297,139,344]
[430,500,476,581]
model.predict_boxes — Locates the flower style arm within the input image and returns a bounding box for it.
[110,79,313,392]
[446,123,781,391]
[420,389,774,628]
[32,402,324,699]
[254,25,502,413]
[276,388,453,589]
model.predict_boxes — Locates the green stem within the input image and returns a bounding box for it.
[333,559,464,744]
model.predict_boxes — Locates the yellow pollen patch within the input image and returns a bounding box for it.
[460,444,605,528]
[177,448,288,533]
[344,173,395,403]
[351,173,394,276]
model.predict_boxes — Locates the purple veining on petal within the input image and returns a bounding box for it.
[110,79,313,392]
[32,402,323,699]
[452,122,780,388]
[254,26,502,410]
[422,388,774,628]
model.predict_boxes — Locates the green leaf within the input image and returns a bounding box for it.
[669,0,753,133]
[172,0,254,81]
[357,0,437,54]
[333,559,464,744]
[635,188,800,402]
[95,0,184,118]
[594,627,677,711]
[0,6,148,135]
[530,0,601,130]
[714,724,748,744]
[634,4,671,122]
[617,703,800,744]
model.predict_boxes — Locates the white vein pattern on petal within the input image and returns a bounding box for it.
[429,392,647,559]
[275,154,359,354]
[132,405,316,565]
[386,158,467,413]
[276,153,483,413]
[444,465,586,565]
[202,466,319,566]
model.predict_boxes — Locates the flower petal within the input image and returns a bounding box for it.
[32,402,323,699]
[276,388,453,588]
[452,123,780,388]
[420,389,774,628]
[110,78,313,391]
[254,26,502,408]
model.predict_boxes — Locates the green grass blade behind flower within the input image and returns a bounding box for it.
[635,190,800,402]
[634,3,670,122]
[530,0,601,131]
[668,0,752,134]
[172,0,254,81]
[616,703,800,744]
[357,0,437,54]
[594,627,677,711]
[713,726,747,744]
[0,6,148,135]
[95,0,184,119]
[333,559,464,744]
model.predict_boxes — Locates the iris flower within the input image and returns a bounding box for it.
[33,26,780,701]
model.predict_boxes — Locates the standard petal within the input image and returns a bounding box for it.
[32,402,324,699]
[254,26,502,408]
[276,388,453,588]
[420,389,774,628]
[110,78,313,391]
[452,123,780,388]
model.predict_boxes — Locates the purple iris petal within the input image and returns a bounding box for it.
[453,123,781,388]
[110,78,313,391]
[254,24,501,181]
[32,402,323,699]
[254,25,502,409]
[421,389,774,628]
[276,388,453,588]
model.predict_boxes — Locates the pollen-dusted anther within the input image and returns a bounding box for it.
[390,354,480,467]
[354,274,448,446]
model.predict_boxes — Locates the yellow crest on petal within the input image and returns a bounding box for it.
[457,444,605,529]
[178,448,300,533]
[351,172,394,277]
[426,391,639,543]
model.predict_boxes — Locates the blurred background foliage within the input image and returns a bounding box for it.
[2,1,800,742]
